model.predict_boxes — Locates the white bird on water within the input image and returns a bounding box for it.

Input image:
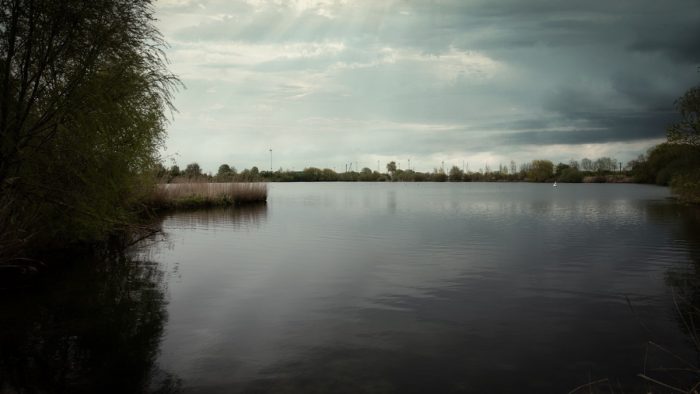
[553,181,558,187]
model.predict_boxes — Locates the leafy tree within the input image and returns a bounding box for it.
[217,164,232,177]
[667,86,700,145]
[527,160,554,182]
[184,163,202,178]
[386,161,396,175]
[154,163,168,179]
[0,0,178,252]
[359,167,377,182]
[555,163,570,177]
[449,166,463,181]
[559,167,583,183]
[169,165,181,178]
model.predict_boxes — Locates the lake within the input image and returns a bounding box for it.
[2,183,700,393]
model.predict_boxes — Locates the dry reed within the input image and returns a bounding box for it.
[148,182,267,209]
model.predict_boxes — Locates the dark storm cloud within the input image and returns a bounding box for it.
[498,112,676,146]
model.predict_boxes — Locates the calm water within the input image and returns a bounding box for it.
[3,183,700,393]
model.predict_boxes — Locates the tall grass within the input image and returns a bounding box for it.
[146,182,267,209]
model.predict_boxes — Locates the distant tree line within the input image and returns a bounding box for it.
[159,84,699,203]
[157,155,628,185]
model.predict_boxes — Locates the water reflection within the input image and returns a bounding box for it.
[650,203,700,389]
[0,247,179,393]
[6,184,700,393]
[161,203,267,231]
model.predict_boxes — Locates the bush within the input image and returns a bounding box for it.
[671,170,700,203]
[558,168,583,183]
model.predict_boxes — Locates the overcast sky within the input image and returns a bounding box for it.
[155,0,699,173]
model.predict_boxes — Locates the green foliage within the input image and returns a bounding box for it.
[386,161,397,174]
[217,164,232,177]
[555,163,570,177]
[184,163,202,178]
[667,86,700,146]
[630,144,700,186]
[359,167,380,181]
[626,86,700,202]
[527,160,554,182]
[448,166,463,181]
[670,169,700,204]
[0,0,178,253]
[558,167,583,183]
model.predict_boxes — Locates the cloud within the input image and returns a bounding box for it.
[155,0,700,172]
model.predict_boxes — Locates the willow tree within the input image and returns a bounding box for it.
[0,0,178,254]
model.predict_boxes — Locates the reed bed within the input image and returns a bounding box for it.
[148,182,267,209]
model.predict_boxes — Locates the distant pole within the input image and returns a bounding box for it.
[462,160,465,172]
[408,158,411,171]
[269,148,272,172]
[619,162,622,173]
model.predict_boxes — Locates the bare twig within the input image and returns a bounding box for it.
[568,378,609,394]
[637,373,687,393]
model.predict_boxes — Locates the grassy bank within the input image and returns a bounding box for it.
[146,182,268,210]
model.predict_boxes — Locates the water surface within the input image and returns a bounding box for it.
[3,183,700,393]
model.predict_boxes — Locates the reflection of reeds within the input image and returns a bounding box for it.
[162,204,267,229]
[147,183,267,209]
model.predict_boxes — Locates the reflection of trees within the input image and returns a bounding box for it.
[0,248,180,393]
[644,202,700,390]
[664,206,700,348]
